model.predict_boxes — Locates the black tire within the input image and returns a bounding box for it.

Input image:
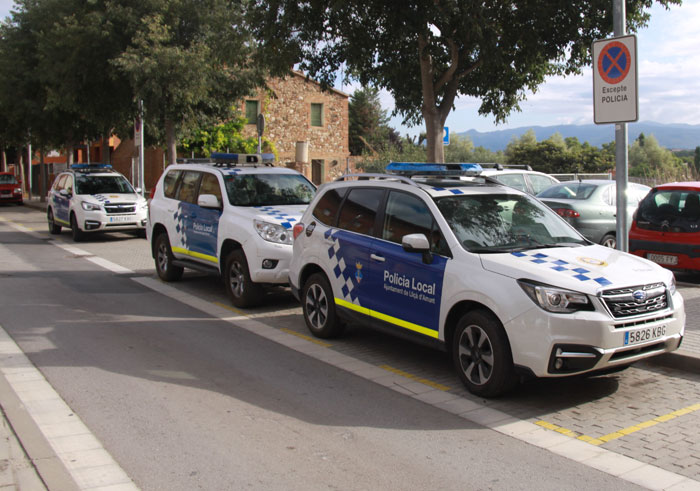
[600,233,616,249]
[154,233,183,282]
[224,249,263,308]
[301,273,344,339]
[47,208,61,234]
[70,213,85,242]
[452,310,517,397]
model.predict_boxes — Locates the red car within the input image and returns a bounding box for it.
[0,172,23,205]
[629,181,700,271]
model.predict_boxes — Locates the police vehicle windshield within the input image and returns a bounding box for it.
[224,174,315,206]
[435,193,588,253]
[75,175,135,195]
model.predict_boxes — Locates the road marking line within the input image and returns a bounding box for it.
[212,301,246,317]
[280,328,332,347]
[537,401,700,446]
[379,365,451,391]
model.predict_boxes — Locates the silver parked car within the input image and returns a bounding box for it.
[537,179,650,248]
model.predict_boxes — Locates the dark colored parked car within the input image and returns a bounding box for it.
[537,179,650,248]
[629,182,700,272]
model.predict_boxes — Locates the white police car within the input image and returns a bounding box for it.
[47,164,148,241]
[289,162,685,397]
[148,153,316,308]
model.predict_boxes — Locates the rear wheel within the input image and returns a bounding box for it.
[600,233,616,248]
[70,213,85,242]
[154,233,183,282]
[452,310,517,397]
[224,249,263,308]
[302,273,344,339]
[47,209,61,234]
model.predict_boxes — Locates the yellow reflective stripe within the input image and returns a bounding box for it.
[172,246,218,264]
[55,217,70,226]
[334,297,438,339]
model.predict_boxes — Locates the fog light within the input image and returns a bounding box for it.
[141,219,147,226]
[555,358,564,370]
[85,220,100,230]
[262,259,278,269]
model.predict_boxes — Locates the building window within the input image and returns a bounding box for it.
[310,103,323,127]
[245,100,259,123]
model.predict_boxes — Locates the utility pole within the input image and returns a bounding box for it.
[613,0,629,252]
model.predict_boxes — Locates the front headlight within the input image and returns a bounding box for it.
[13,187,21,194]
[254,219,292,245]
[139,200,148,210]
[81,201,102,211]
[669,276,676,295]
[518,280,592,313]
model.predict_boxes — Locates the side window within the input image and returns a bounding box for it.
[382,191,449,255]
[176,171,201,204]
[64,176,73,195]
[312,188,347,226]
[528,174,558,195]
[198,172,223,203]
[337,188,383,235]
[54,174,67,191]
[496,174,528,193]
[163,170,181,199]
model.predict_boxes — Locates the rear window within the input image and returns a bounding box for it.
[312,188,347,226]
[537,182,598,200]
[636,189,700,233]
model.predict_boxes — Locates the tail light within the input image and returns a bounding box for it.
[293,222,304,240]
[149,185,156,200]
[554,208,580,218]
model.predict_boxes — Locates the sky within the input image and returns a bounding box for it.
[1,0,698,137]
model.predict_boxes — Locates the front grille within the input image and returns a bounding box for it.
[104,203,136,214]
[601,282,669,319]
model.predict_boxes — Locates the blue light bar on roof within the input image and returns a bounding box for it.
[386,162,482,177]
[210,152,275,164]
[70,163,112,170]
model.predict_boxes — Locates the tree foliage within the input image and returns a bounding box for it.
[628,133,686,179]
[348,87,398,156]
[180,115,278,158]
[251,0,679,162]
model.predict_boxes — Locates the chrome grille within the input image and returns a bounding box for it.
[601,282,669,318]
[104,203,136,214]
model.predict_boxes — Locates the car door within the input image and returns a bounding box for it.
[363,190,449,338]
[186,172,223,265]
[53,174,71,225]
[171,170,202,261]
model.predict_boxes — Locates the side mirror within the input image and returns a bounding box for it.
[197,193,222,209]
[402,233,433,264]
[59,188,70,197]
[134,187,142,194]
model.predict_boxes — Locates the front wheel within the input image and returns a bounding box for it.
[47,209,61,234]
[154,233,183,282]
[70,213,85,242]
[224,249,263,308]
[600,233,616,249]
[301,273,344,339]
[452,310,516,397]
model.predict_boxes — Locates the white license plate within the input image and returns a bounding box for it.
[0,192,10,197]
[109,215,134,223]
[624,325,667,346]
[647,253,678,265]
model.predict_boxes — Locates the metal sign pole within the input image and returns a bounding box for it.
[138,100,145,195]
[614,0,629,252]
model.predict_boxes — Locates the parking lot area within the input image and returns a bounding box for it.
[4,202,700,482]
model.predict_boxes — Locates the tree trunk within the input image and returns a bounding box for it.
[18,151,25,198]
[0,147,6,172]
[165,119,177,165]
[102,131,111,164]
[424,115,445,163]
[39,149,46,203]
[26,143,33,200]
[66,142,74,166]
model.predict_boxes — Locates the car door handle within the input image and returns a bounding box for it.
[370,253,385,262]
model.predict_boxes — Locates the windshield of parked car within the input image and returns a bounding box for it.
[537,182,598,200]
[636,189,700,232]
[224,173,315,206]
[0,174,18,184]
[435,193,588,253]
[75,175,135,194]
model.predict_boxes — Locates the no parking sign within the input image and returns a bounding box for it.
[592,34,638,124]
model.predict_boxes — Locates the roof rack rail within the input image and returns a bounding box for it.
[386,162,482,177]
[479,163,533,171]
[70,163,114,172]
[335,173,418,187]
[176,153,276,167]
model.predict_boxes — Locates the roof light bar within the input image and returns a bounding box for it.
[70,163,113,170]
[386,162,482,177]
[210,153,275,164]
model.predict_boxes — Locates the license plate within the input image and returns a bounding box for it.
[647,253,678,266]
[0,192,10,197]
[109,215,133,223]
[624,325,667,346]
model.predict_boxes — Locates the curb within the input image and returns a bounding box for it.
[641,348,700,374]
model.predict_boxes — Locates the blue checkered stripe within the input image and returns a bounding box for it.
[92,194,110,204]
[223,169,242,175]
[511,251,612,286]
[173,202,188,248]
[430,187,465,195]
[324,229,360,304]
[255,206,297,229]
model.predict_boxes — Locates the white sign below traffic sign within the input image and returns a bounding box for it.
[592,34,638,124]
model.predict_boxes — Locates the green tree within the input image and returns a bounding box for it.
[694,146,700,174]
[348,87,397,156]
[629,133,685,179]
[180,115,278,158]
[252,0,678,162]
[444,134,504,164]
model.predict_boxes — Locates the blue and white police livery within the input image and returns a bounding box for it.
[47,164,148,241]
[289,162,685,397]
[147,153,316,308]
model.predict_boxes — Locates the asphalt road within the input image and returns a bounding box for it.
[0,204,695,489]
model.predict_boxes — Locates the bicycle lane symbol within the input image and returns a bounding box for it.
[598,41,631,85]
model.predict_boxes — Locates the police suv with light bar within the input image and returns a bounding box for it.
[47,163,148,241]
[288,162,685,397]
[148,153,316,307]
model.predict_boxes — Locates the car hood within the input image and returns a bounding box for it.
[81,193,146,205]
[479,244,669,294]
[240,204,308,230]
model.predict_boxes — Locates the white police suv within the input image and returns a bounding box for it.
[289,162,685,397]
[47,164,148,241]
[148,153,316,308]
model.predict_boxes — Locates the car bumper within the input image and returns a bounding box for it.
[630,238,700,271]
[79,210,148,232]
[506,293,685,378]
[245,239,293,285]
[0,193,23,203]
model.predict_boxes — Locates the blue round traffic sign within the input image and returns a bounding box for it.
[598,41,631,85]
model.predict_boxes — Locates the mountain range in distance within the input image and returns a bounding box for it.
[455,121,700,152]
